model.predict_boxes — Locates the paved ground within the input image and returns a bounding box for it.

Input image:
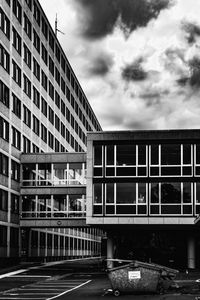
[0,258,200,299]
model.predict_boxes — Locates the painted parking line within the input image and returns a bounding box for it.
[0,279,92,300]
[0,270,26,279]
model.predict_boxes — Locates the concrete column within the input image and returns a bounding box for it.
[107,236,114,269]
[187,236,196,269]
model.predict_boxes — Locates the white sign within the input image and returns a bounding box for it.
[128,271,141,280]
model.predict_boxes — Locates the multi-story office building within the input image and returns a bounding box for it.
[87,130,200,269]
[0,0,101,264]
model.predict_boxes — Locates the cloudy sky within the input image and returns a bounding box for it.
[39,0,200,131]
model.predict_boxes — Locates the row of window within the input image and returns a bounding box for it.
[0,4,100,132]
[0,152,20,181]
[93,182,200,216]
[0,188,19,213]
[93,144,200,177]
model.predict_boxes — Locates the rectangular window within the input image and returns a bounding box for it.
[0,44,10,73]
[116,182,136,204]
[61,77,65,94]
[24,13,32,39]
[55,91,60,108]
[48,131,54,149]
[61,99,65,116]
[11,194,19,214]
[12,27,21,55]
[41,124,47,142]
[161,144,181,165]
[0,153,9,176]
[33,1,40,26]
[117,144,136,166]
[61,55,65,72]
[32,143,39,153]
[33,86,40,108]
[55,44,60,62]
[33,115,40,136]
[33,58,40,81]
[55,115,60,131]
[23,136,31,153]
[0,225,7,246]
[0,189,8,211]
[41,17,48,39]
[55,138,60,152]
[11,160,20,181]
[0,8,10,39]
[41,44,48,65]
[33,29,40,53]
[49,81,54,100]
[49,31,54,52]
[12,126,21,149]
[49,56,54,76]
[61,122,65,138]
[23,74,31,98]
[0,79,9,107]
[41,97,47,117]
[41,70,47,91]
[55,67,60,86]
[12,93,21,118]
[23,105,31,127]
[0,116,9,141]
[13,0,22,24]
[23,43,31,69]
[48,107,54,124]
[12,60,21,86]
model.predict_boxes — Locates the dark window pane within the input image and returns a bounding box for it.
[94,168,102,177]
[161,144,180,165]
[138,167,147,176]
[183,182,191,203]
[196,205,200,214]
[150,167,159,176]
[94,145,102,165]
[93,205,102,214]
[106,145,114,165]
[138,205,147,214]
[196,183,200,203]
[161,183,181,203]
[196,144,200,164]
[150,205,159,214]
[116,167,136,176]
[183,166,192,176]
[183,144,191,164]
[161,205,181,214]
[138,183,146,203]
[183,205,192,214]
[106,183,114,203]
[161,167,181,176]
[150,183,159,203]
[116,144,136,165]
[94,183,102,203]
[138,145,146,165]
[196,166,200,175]
[106,205,115,214]
[106,167,115,176]
[116,182,136,203]
[151,145,159,165]
[116,205,136,214]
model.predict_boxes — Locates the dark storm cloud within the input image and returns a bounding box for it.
[75,0,173,39]
[121,58,148,81]
[177,56,200,88]
[88,54,114,76]
[182,21,200,44]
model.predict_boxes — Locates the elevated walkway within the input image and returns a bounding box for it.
[20,218,88,228]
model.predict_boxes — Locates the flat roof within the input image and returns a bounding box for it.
[87,128,200,142]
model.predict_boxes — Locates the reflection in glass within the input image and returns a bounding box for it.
[94,183,102,203]
[53,163,67,185]
[183,182,191,203]
[116,182,136,203]
[38,163,52,186]
[116,145,136,166]
[138,183,146,203]
[68,163,85,185]
[22,164,36,186]
[150,183,159,203]
[161,183,181,203]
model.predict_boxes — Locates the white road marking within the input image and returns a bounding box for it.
[0,269,26,279]
[46,280,92,300]
[10,275,51,278]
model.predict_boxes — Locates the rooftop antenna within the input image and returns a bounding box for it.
[55,14,65,37]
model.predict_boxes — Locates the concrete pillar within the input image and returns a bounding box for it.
[107,236,114,269]
[187,236,196,269]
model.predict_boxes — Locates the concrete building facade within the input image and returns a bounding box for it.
[0,0,101,264]
[86,130,200,269]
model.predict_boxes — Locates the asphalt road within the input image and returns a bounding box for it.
[0,258,200,300]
